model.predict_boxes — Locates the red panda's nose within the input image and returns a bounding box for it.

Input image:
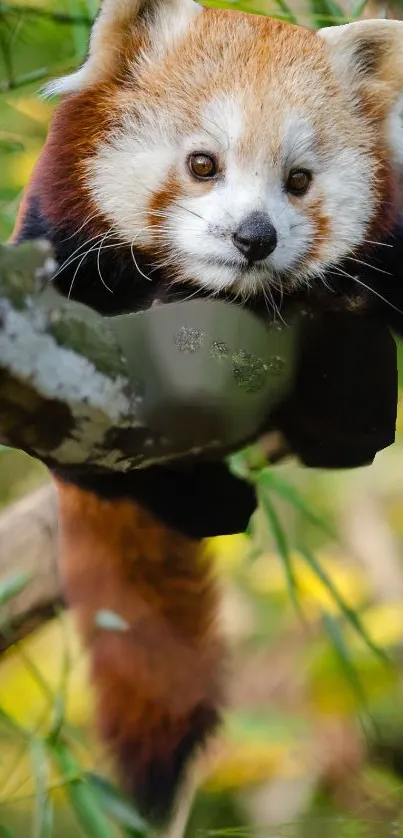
[233,212,277,262]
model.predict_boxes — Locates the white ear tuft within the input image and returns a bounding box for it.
[43,0,201,97]
[41,68,89,99]
[319,20,403,164]
[318,19,403,90]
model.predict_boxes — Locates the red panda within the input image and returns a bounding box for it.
[11,1,403,832]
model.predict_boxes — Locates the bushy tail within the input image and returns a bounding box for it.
[55,477,223,828]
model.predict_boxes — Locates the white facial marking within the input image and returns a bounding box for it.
[203,95,245,149]
[164,105,375,293]
[282,116,318,173]
[88,85,377,298]
[317,148,374,269]
[88,111,178,245]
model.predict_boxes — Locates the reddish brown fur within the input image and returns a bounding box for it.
[13,10,403,827]
[148,170,181,230]
[299,199,330,269]
[18,12,400,272]
[24,85,120,235]
[55,478,223,818]
[11,186,31,242]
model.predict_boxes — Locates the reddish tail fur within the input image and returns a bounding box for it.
[55,477,223,824]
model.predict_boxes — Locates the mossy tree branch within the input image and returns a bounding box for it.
[0,240,198,472]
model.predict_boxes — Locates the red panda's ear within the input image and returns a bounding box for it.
[318,20,403,164]
[44,0,201,97]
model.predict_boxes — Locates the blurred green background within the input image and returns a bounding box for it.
[3,0,403,835]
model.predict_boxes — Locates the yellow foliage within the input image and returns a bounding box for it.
[0,540,400,812]
[0,615,92,731]
[248,552,367,619]
[385,500,403,539]
[205,533,250,573]
[307,655,398,716]
[395,398,403,437]
[207,537,367,625]
[0,616,98,814]
[203,741,292,792]
[306,603,403,717]
[351,601,403,650]
[11,98,53,125]
[9,150,41,189]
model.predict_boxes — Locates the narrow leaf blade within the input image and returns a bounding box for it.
[48,739,114,838]
[0,571,32,606]
[258,487,302,616]
[260,471,334,538]
[299,545,388,662]
[31,739,53,838]
[86,773,148,835]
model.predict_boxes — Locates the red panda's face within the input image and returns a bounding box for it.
[43,5,403,301]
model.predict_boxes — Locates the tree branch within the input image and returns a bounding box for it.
[0,240,210,471]
[0,483,61,646]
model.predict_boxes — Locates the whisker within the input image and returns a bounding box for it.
[67,249,92,300]
[346,256,393,277]
[262,280,285,325]
[50,233,105,281]
[66,234,119,299]
[59,212,100,243]
[171,284,207,304]
[317,267,335,294]
[361,239,394,249]
[330,268,403,315]
[175,204,206,223]
[97,232,114,294]
[130,234,153,282]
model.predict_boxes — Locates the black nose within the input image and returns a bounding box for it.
[233,212,277,262]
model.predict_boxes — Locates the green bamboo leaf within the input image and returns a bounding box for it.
[86,773,148,835]
[350,0,369,17]
[0,571,32,606]
[0,209,16,231]
[69,0,91,56]
[322,611,368,709]
[274,0,298,24]
[0,827,16,837]
[0,138,24,154]
[0,188,18,202]
[31,739,53,838]
[259,471,335,538]
[310,0,345,26]
[48,739,115,838]
[48,608,72,742]
[227,451,253,483]
[299,545,388,663]
[0,68,51,98]
[257,487,302,615]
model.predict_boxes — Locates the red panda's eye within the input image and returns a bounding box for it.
[188,153,217,180]
[286,169,312,196]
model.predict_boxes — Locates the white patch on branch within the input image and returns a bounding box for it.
[0,301,132,421]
